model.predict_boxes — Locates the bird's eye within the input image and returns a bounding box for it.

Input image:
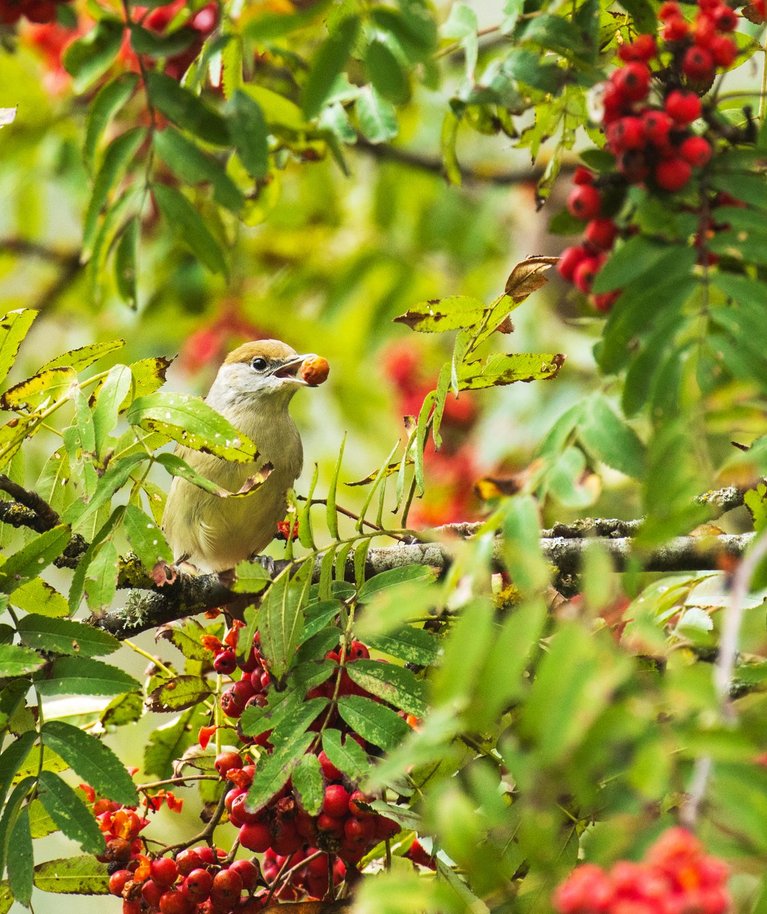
[251,358,268,372]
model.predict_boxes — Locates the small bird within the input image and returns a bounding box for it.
[162,339,328,573]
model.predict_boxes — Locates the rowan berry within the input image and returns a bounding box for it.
[642,109,674,148]
[659,1,681,18]
[679,135,713,167]
[175,848,204,876]
[213,648,238,674]
[323,784,350,818]
[558,246,588,282]
[318,750,343,781]
[142,879,165,907]
[710,34,737,66]
[109,870,133,897]
[238,822,273,853]
[606,116,646,152]
[159,889,193,914]
[214,750,243,778]
[618,35,657,61]
[211,868,243,905]
[655,157,692,191]
[150,856,179,886]
[585,218,618,250]
[229,859,259,890]
[665,90,702,123]
[663,16,690,40]
[683,46,715,82]
[573,257,603,294]
[713,3,739,29]
[183,869,213,902]
[613,62,652,102]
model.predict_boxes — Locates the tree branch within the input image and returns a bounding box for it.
[88,533,755,640]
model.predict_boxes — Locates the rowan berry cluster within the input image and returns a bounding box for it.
[200,627,407,901]
[0,0,68,25]
[557,0,744,310]
[553,827,731,914]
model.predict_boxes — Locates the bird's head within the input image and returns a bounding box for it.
[207,339,327,412]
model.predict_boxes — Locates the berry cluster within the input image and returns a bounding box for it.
[0,0,69,25]
[109,845,262,914]
[553,827,731,914]
[200,627,408,900]
[557,0,743,309]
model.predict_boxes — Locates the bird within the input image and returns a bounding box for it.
[162,339,328,573]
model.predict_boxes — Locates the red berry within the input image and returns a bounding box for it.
[573,166,595,185]
[553,863,613,914]
[348,640,370,660]
[239,822,273,853]
[585,218,618,251]
[323,784,350,818]
[318,750,343,781]
[214,649,238,675]
[618,34,657,61]
[344,816,375,844]
[573,257,602,294]
[679,135,713,167]
[655,157,693,191]
[272,822,302,856]
[123,902,142,914]
[665,90,702,124]
[109,870,133,897]
[567,184,602,220]
[175,849,203,876]
[663,16,690,39]
[183,869,213,902]
[592,291,620,312]
[683,46,714,82]
[641,109,673,149]
[348,790,374,817]
[606,116,646,152]
[558,245,588,283]
[220,685,247,718]
[214,750,243,778]
[230,793,264,826]
[211,868,243,905]
[613,62,651,102]
[659,1,681,19]
[713,3,739,29]
[150,857,179,887]
[710,34,737,66]
[142,880,165,907]
[316,813,345,835]
[159,890,193,914]
[229,859,259,890]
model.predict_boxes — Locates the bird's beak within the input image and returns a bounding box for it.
[272,354,315,382]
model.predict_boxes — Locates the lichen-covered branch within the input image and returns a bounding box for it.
[88,532,755,640]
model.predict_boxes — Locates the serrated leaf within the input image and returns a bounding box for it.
[232,560,272,595]
[84,541,119,612]
[67,508,125,611]
[229,90,269,180]
[245,731,314,814]
[346,660,427,716]
[364,627,441,665]
[366,39,409,104]
[0,310,37,389]
[152,183,228,275]
[128,356,172,400]
[145,71,230,145]
[37,771,105,855]
[123,504,173,570]
[393,296,486,333]
[100,692,143,730]
[0,733,36,809]
[39,340,125,374]
[578,394,646,479]
[355,86,398,143]
[33,856,110,895]
[302,16,360,118]
[146,675,212,712]
[457,352,565,389]
[270,697,328,747]
[357,566,437,603]
[260,572,307,681]
[290,753,324,816]
[41,721,138,805]
[0,366,76,412]
[16,614,119,657]
[153,128,243,212]
[36,657,140,697]
[6,806,32,906]
[0,525,71,594]
[62,18,123,93]
[321,728,369,780]
[337,695,411,750]
[28,798,56,840]
[0,644,44,677]
[126,392,257,460]
[158,621,210,662]
[84,74,139,172]
[156,452,270,497]
[114,217,139,308]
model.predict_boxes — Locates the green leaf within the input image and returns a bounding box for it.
[0,881,11,914]
[39,340,125,374]
[0,525,71,594]
[302,16,360,118]
[617,0,656,32]
[37,771,105,855]
[232,560,272,595]
[245,731,314,813]
[41,721,138,805]
[260,572,307,681]
[270,697,328,747]
[0,309,37,388]
[337,695,411,750]
[145,71,230,145]
[346,660,427,716]
[0,778,34,881]
[84,74,139,172]
[430,598,494,707]
[0,366,76,412]
[229,90,269,180]
[578,394,646,478]
[36,657,140,697]
[114,217,138,309]
[100,692,143,730]
[366,39,409,104]
[593,237,686,294]
[0,733,36,810]
[0,644,44,677]
[144,706,204,779]
[84,541,119,612]
[62,18,124,93]
[33,856,110,895]
[127,22,197,56]
[709,171,767,210]
[153,128,244,212]
[357,565,437,603]
[156,452,269,497]
[6,806,32,906]
[355,86,398,143]
[158,622,210,662]
[364,627,440,665]
[16,614,119,657]
[146,675,212,712]
[126,392,257,461]
[393,296,486,333]
[456,352,565,389]
[326,433,345,540]
[499,496,549,596]
[123,504,173,570]
[152,183,228,275]
[82,128,146,257]
[321,728,369,780]
[290,753,324,816]
[91,364,132,457]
